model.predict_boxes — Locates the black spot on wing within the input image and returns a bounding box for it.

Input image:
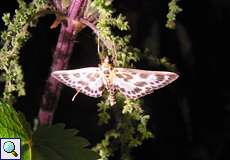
[78,81,87,86]
[135,81,148,87]
[74,73,80,78]
[120,88,125,92]
[99,85,105,92]
[123,73,133,80]
[139,73,149,79]
[86,73,96,81]
[155,74,165,81]
[133,87,142,93]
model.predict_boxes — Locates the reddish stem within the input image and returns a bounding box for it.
[38,0,85,125]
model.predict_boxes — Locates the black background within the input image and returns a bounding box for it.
[1,0,230,159]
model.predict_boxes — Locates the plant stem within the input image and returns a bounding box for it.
[38,0,85,125]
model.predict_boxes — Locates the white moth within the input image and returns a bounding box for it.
[51,57,179,105]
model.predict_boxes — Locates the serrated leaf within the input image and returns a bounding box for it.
[0,101,97,160]
[32,124,97,160]
[0,100,32,160]
[0,100,32,141]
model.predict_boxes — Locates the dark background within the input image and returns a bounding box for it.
[1,0,230,160]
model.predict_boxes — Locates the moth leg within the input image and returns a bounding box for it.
[72,89,81,101]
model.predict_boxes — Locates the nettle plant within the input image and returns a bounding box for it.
[0,0,182,160]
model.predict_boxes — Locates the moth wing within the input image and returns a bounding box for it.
[52,67,105,97]
[113,68,179,99]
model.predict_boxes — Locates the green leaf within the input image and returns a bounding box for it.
[0,100,32,160]
[0,100,32,141]
[32,124,97,160]
[0,101,97,160]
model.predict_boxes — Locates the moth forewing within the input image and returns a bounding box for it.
[148,71,179,89]
[112,68,179,99]
[51,67,105,98]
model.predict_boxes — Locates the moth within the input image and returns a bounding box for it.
[51,57,179,105]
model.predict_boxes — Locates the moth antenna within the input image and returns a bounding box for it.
[72,89,81,101]
[97,32,100,54]
[112,41,117,66]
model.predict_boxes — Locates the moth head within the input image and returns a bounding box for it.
[104,56,110,64]
[103,56,113,64]
[102,56,113,69]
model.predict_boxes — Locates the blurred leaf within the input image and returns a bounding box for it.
[0,100,32,160]
[32,124,97,160]
[0,100,32,141]
[0,101,97,160]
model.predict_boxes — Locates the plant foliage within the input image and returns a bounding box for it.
[0,101,97,160]
[0,0,50,103]
[166,0,182,29]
